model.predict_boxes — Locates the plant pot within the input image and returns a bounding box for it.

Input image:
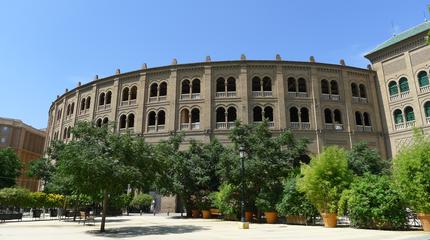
[264,211,278,224]
[418,213,430,232]
[202,210,211,219]
[321,213,337,228]
[191,209,200,218]
[245,211,253,222]
[32,209,42,218]
[286,215,306,225]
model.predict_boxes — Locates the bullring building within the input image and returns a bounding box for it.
[46,21,430,159]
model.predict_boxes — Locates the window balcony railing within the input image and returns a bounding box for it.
[252,91,263,97]
[226,91,236,97]
[352,96,360,103]
[325,123,343,130]
[291,122,311,129]
[191,93,200,99]
[180,123,189,130]
[215,92,226,98]
[158,125,165,131]
[120,101,129,106]
[289,91,308,98]
[400,91,410,99]
[180,94,190,100]
[301,122,311,129]
[405,120,415,128]
[390,94,399,101]
[268,121,274,128]
[227,122,236,128]
[216,122,228,129]
[290,122,300,129]
[390,91,410,102]
[331,95,340,101]
[394,121,415,130]
[129,99,137,105]
[147,126,156,132]
[360,97,368,103]
[420,85,430,93]
[191,122,200,129]
[159,96,167,101]
[364,126,372,132]
[149,97,157,103]
[426,117,430,125]
[321,93,330,100]
[263,91,272,97]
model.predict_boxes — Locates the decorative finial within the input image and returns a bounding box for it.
[94,75,99,80]
[206,56,211,62]
[56,95,59,99]
[367,64,372,70]
[115,69,120,75]
[77,82,81,87]
[171,58,177,65]
[275,54,282,61]
[309,56,315,63]
[65,88,68,93]
[141,63,147,69]
[240,54,246,61]
[340,59,345,66]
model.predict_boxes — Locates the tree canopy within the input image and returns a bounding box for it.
[0,148,21,188]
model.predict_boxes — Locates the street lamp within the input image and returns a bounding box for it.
[239,144,249,229]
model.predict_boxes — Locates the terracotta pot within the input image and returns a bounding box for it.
[321,213,337,228]
[264,211,278,224]
[286,215,306,225]
[245,211,253,222]
[418,213,430,232]
[191,209,200,218]
[202,210,211,219]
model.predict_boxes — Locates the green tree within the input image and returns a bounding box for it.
[347,141,389,176]
[297,146,352,214]
[0,148,21,188]
[0,187,32,208]
[129,193,153,211]
[27,157,55,183]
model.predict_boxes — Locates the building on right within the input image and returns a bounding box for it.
[365,21,430,158]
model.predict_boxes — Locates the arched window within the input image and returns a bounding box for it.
[331,80,339,95]
[122,87,129,101]
[399,77,409,93]
[424,101,430,118]
[80,98,86,111]
[102,117,108,125]
[106,91,112,104]
[191,108,200,123]
[159,82,167,96]
[63,127,67,139]
[264,106,273,121]
[96,118,102,127]
[119,115,127,129]
[334,109,342,123]
[216,107,226,122]
[252,77,262,91]
[393,109,403,124]
[253,106,263,122]
[99,92,105,106]
[150,83,158,97]
[324,109,333,123]
[388,81,398,96]
[216,78,225,92]
[404,106,415,122]
[181,80,190,94]
[192,79,200,93]
[351,83,359,97]
[148,111,156,126]
[70,102,75,114]
[227,77,236,92]
[418,71,429,87]
[321,80,329,94]
[355,111,363,125]
[300,107,309,122]
[180,109,190,124]
[128,114,135,128]
[86,97,91,109]
[363,112,371,126]
[298,78,307,92]
[290,107,299,122]
[66,105,70,116]
[130,86,137,100]
[288,77,296,92]
[158,110,166,125]
[359,84,367,98]
[67,126,71,138]
[262,77,272,91]
[227,107,237,122]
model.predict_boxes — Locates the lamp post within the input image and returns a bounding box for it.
[239,144,249,229]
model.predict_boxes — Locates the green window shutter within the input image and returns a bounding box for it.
[389,82,398,95]
[405,109,415,121]
[399,78,409,92]
[425,102,430,117]
[394,111,403,124]
[418,72,429,87]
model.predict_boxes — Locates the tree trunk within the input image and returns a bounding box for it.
[100,190,109,232]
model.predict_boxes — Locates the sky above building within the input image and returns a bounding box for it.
[0,0,429,129]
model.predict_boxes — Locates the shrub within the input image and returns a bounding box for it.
[211,183,239,219]
[297,146,352,214]
[393,131,430,213]
[0,187,32,208]
[129,193,153,210]
[255,182,283,212]
[46,193,65,208]
[31,192,47,208]
[276,176,318,218]
[347,141,389,176]
[339,174,407,230]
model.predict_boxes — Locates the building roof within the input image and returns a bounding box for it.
[366,21,430,56]
[0,117,46,136]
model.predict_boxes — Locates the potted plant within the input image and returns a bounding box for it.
[297,146,352,228]
[255,185,282,224]
[393,131,430,231]
[129,193,153,214]
[46,193,65,218]
[31,192,47,219]
[198,194,212,219]
[211,183,239,221]
[276,176,318,225]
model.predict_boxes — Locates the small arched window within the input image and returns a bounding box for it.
[105,91,112,104]
[148,111,156,126]
[351,83,359,97]
[159,82,167,96]
[96,118,102,127]
[102,117,109,125]
[119,115,127,129]
[288,77,297,92]
[99,92,105,106]
[253,106,263,122]
[122,87,129,101]
[393,109,403,124]
[86,97,91,109]
[363,112,371,126]
[404,106,415,122]
[424,101,430,117]
[324,109,333,123]
[150,83,158,97]
[227,107,237,122]
[359,84,367,98]
[216,107,226,122]
[191,108,200,123]
[355,111,363,125]
[128,114,135,128]
[158,110,166,125]
[80,98,86,111]
[192,79,200,93]
[130,86,137,100]
[300,107,309,122]
[66,105,70,116]
[334,109,342,123]
[70,102,75,114]
[399,77,409,93]
[63,127,67,139]
[180,109,190,124]
[227,77,236,92]
[216,78,225,92]
[418,71,429,87]
[321,80,329,94]
[388,81,398,96]
[298,78,307,92]
[181,80,190,94]
[264,106,273,121]
[330,80,339,95]
[252,77,262,91]
[67,126,71,138]
[262,77,272,91]
[290,107,299,122]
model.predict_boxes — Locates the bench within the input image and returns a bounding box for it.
[209,208,222,218]
[78,211,95,225]
[0,213,23,222]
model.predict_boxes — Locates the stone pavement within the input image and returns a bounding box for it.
[1,214,429,240]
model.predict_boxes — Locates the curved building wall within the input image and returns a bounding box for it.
[46,60,387,158]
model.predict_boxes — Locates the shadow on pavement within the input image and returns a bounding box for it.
[86,225,208,238]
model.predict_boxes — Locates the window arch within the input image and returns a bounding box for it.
[393,109,403,124]
[102,117,109,125]
[63,127,67,139]
[67,126,71,139]
[216,78,225,92]
[227,77,236,92]
[86,97,91,109]
[148,111,156,126]
[122,87,129,101]
[252,77,262,91]
[363,112,371,126]
[298,78,307,92]
[355,111,363,125]
[181,80,190,94]
[106,91,112,104]
[264,106,273,121]
[180,109,190,124]
[424,101,430,118]
[253,106,263,122]
[404,106,415,122]
[330,80,339,95]
[158,110,166,125]
[216,107,226,122]
[96,118,102,127]
[351,83,359,97]
[99,92,105,106]
[300,107,309,122]
[334,109,342,123]
[288,77,296,92]
[290,107,299,122]
[418,71,429,87]
[66,105,70,116]
[399,77,409,93]
[191,108,200,124]
[80,98,86,111]
[150,83,158,97]
[128,113,135,128]
[324,109,333,123]
[388,81,398,96]
[159,82,167,96]
[359,84,367,98]
[192,79,200,93]
[119,115,127,129]
[321,80,329,94]
[130,86,137,100]
[70,102,75,114]
[262,77,272,91]
[227,107,237,122]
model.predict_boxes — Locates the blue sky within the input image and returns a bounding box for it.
[0,0,429,129]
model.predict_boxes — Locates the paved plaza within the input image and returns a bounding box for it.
[1,214,430,240]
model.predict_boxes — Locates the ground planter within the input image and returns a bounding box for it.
[286,215,306,225]
[418,213,430,232]
[321,213,337,228]
[264,211,278,224]
[0,213,23,222]
[202,210,210,219]
[245,211,253,222]
[50,209,58,218]
[191,209,200,218]
[32,209,42,219]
